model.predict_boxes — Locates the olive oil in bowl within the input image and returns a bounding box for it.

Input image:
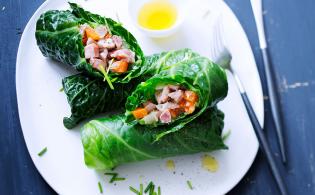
[138,0,178,30]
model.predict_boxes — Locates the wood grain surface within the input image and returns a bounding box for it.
[0,0,314,194]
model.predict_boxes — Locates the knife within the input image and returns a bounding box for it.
[250,0,286,163]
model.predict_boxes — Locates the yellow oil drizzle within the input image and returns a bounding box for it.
[166,160,175,171]
[138,0,177,30]
[201,154,219,172]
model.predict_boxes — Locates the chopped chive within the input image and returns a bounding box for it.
[110,177,125,183]
[110,77,118,82]
[129,186,140,194]
[38,147,47,156]
[99,66,114,90]
[222,129,231,141]
[149,184,155,195]
[144,182,153,193]
[157,186,161,195]
[59,87,64,92]
[139,184,143,195]
[104,172,118,176]
[186,180,193,190]
[98,182,103,193]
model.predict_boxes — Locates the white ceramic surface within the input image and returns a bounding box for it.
[16,0,264,194]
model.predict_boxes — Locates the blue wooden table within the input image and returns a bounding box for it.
[1,0,314,194]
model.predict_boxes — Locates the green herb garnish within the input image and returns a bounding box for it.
[149,184,155,195]
[38,147,47,156]
[98,182,103,193]
[157,186,161,195]
[144,182,153,193]
[99,66,114,90]
[105,172,125,183]
[186,180,193,190]
[222,129,231,141]
[105,172,118,176]
[129,186,140,194]
[110,177,125,183]
[139,184,143,195]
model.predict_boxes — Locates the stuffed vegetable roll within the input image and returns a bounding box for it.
[62,49,200,129]
[82,108,227,170]
[125,56,228,139]
[36,3,144,88]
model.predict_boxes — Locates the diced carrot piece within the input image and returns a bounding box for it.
[170,108,184,118]
[132,108,148,119]
[178,99,186,108]
[86,27,101,41]
[105,33,112,39]
[184,101,196,114]
[184,91,198,103]
[111,61,129,73]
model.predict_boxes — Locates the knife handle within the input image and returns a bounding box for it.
[240,91,288,195]
[261,48,286,163]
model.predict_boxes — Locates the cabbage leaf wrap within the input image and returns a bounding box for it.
[125,56,228,139]
[62,74,137,129]
[62,49,200,129]
[35,3,144,84]
[82,108,227,170]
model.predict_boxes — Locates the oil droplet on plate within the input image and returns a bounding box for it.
[201,154,218,172]
[138,0,177,30]
[166,159,175,171]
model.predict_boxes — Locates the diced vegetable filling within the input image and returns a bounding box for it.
[132,85,198,124]
[80,24,136,74]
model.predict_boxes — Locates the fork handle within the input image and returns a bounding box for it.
[261,48,286,163]
[240,91,287,195]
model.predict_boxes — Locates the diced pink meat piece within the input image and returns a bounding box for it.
[156,86,170,104]
[155,85,165,90]
[110,49,135,63]
[86,37,96,45]
[100,49,108,61]
[95,25,108,39]
[156,102,179,111]
[90,58,107,71]
[168,85,180,91]
[97,38,116,49]
[144,102,156,112]
[112,35,123,49]
[168,90,184,103]
[159,110,172,123]
[84,43,99,59]
[156,111,162,118]
[143,111,159,124]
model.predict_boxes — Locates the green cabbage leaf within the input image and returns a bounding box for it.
[82,108,227,170]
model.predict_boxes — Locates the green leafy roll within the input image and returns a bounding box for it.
[36,3,144,88]
[62,49,200,129]
[62,74,137,129]
[82,108,227,170]
[125,56,228,139]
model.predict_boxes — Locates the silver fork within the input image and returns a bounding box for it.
[210,19,287,195]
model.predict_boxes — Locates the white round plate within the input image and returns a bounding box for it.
[16,0,264,194]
